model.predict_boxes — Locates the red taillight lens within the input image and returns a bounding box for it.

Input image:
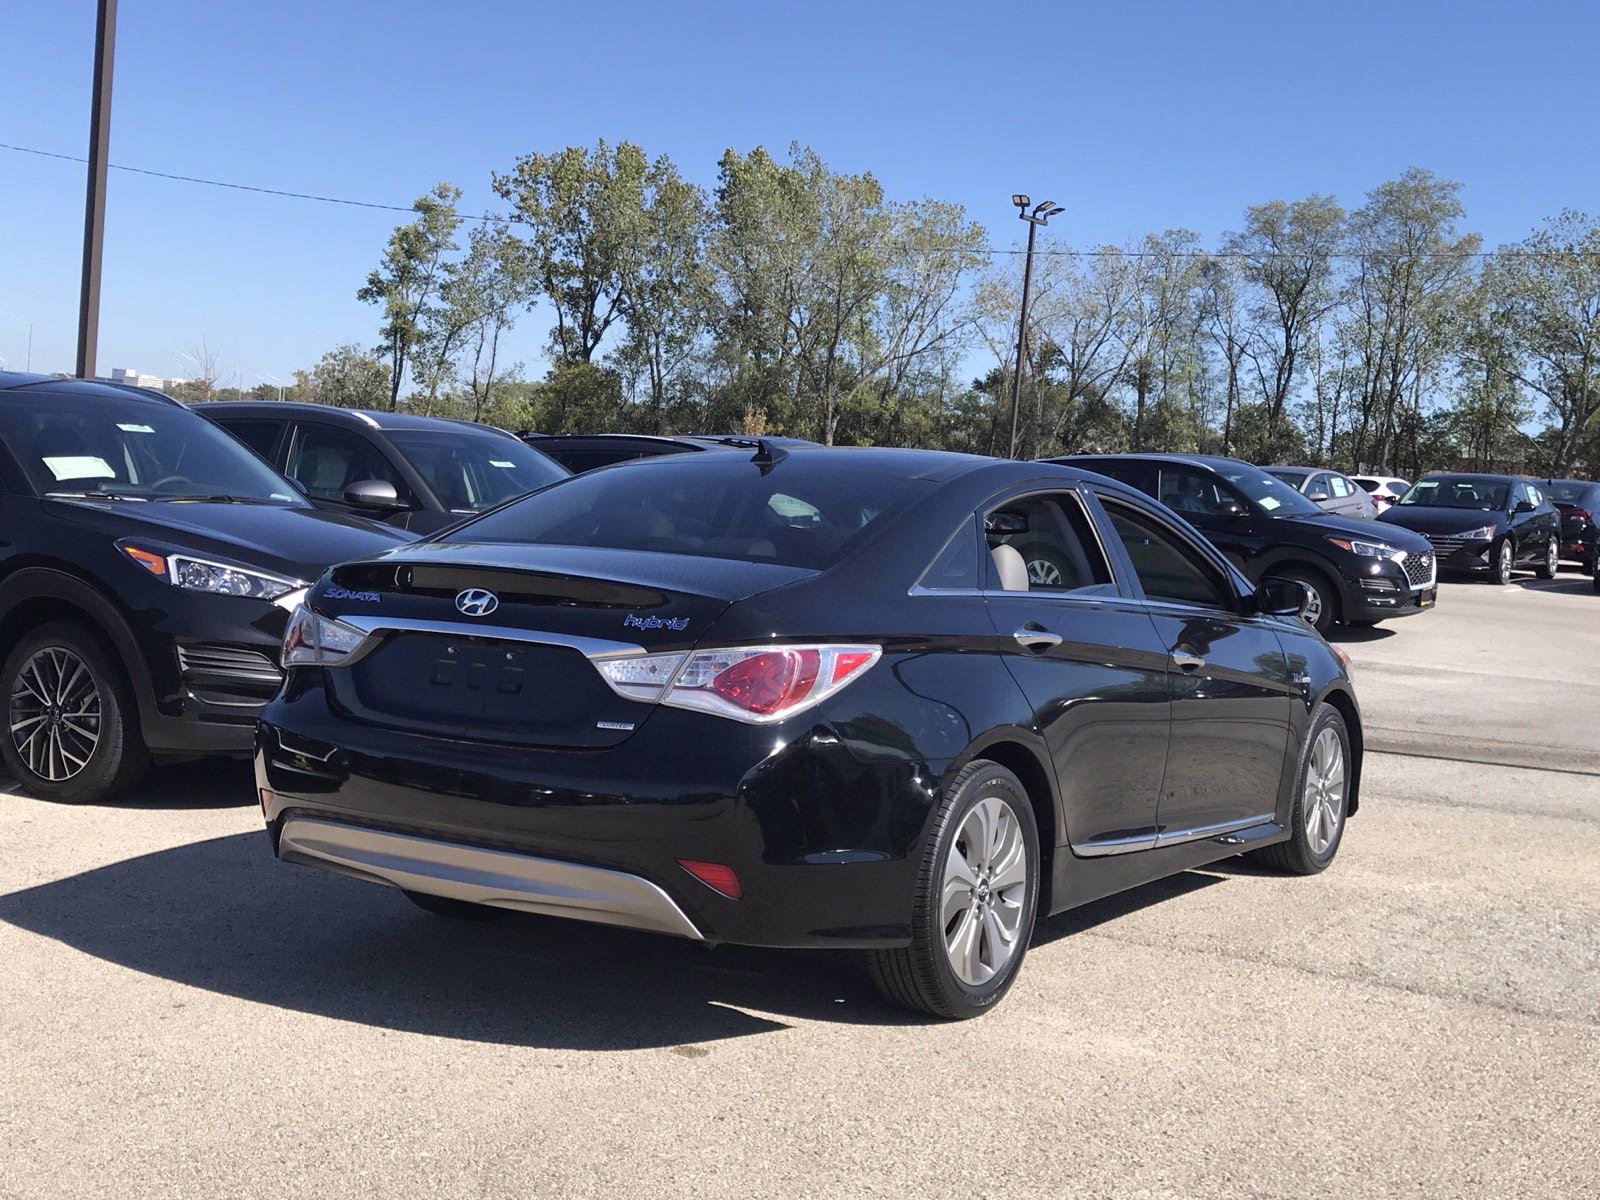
[1572,508,1592,523]
[711,649,820,715]
[678,859,743,899]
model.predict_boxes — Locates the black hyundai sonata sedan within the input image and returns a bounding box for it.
[258,447,1363,1018]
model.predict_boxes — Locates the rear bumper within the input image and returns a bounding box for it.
[277,817,704,939]
[257,674,941,949]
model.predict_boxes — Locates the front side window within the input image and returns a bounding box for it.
[1102,501,1230,609]
[983,492,1113,594]
[0,391,303,504]
[385,429,566,512]
[287,426,411,505]
[1158,467,1246,517]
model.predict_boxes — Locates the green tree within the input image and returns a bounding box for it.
[299,344,390,410]
[358,182,462,410]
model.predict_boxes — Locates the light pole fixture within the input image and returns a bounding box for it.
[1007,195,1064,458]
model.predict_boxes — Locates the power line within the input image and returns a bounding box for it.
[4,140,1597,261]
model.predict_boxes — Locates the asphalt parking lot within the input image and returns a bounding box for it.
[2,575,1596,1199]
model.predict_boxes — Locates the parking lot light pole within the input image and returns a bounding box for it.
[76,0,117,380]
[1007,195,1064,459]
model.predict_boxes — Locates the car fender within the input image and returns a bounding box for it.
[0,566,155,725]
[944,724,1065,846]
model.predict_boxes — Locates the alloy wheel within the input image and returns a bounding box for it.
[1547,540,1559,575]
[1301,585,1324,628]
[1497,542,1512,584]
[1302,726,1346,857]
[9,647,101,782]
[941,795,1029,987]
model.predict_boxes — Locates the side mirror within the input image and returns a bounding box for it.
[1514,500,1535,514]
[1258,577,1312,619]
[343,478,402,510]
[1306,489,1330,503]
[1218,499,1247,517]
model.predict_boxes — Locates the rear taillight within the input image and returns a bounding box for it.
[595,644,880,723]
[1571,508,1592,523]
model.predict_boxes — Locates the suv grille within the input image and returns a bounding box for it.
[1400,551,1437,588]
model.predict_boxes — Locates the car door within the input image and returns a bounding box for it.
[1301,472,1333,512]
[284,422,418,528]
[1327,473,1369,519]
[980,486,1173,855]
[1507,481,1541,562]
[1091,491,1297,841]
[1522,482,1559,557]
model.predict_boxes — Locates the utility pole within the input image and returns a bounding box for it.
[1007,195,1063,459]
[76,0,117,380]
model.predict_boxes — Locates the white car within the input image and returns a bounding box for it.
[1353,475,1411,512]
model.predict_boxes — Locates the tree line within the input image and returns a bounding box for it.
[191,142,1600,479]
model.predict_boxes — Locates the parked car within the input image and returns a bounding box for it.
[524,432,818,474]
[1352,475,1412,512]
[1377,473,1561,585]
[1053,454,1436,634]
[1544,478,1600,574]
[259,446,1362,1019]
[198,402,568,534]
[0,372,414,803]
[1265,466,1377,520]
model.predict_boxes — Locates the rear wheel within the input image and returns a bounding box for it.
[868,760,1039,1019]
[1489,539,1514,585]
[1249,703,1351,875]
[402,890,506,920]
[1,622,147,804]
[1535,537,1558,580]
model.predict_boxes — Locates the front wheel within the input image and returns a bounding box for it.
[1535,537,1558,580]
[1249,703,1351,875]
[868,760,1040,1019]
[1,622,148,804]
[1489,539,1514,585]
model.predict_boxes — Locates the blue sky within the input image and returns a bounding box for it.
[3,0,1597,388]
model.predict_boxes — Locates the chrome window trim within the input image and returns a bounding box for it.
[332,614,646,662]
[1071,811,1277,857]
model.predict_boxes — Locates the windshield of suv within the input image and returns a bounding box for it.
[0,390,304,504]
[1215,464,1325,516]
[444,451,925,569]
[1398,477,1509,510]
[386,427,568,512]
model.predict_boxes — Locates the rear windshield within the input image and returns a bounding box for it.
[443,451,927,569]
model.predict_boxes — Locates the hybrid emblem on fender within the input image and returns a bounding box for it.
[454,588,499,617]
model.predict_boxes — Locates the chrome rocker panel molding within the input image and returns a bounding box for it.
[277,817,705,940]
[1071,812,1279,858]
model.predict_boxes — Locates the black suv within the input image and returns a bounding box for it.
[199,402,567,534]
[0,373,414,803]
[1055,454,1437,633]
[1545,478,1600,575]
[1377,473,1561,584]
[524,432,817,474]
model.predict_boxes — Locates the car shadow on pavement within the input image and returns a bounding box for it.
[0,760,256,811]
[0,830,926,1047]
[1514,576,1595,595]
[1327,624,1396,644]
[1031,870,1227,948]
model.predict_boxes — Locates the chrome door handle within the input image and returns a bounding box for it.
[1013,628,1063,650]
[1172,649,1206,671]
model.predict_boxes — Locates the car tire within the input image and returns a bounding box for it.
[402,889,506,920]
[0,622,148,804]
[868,760,1040,1019]
[1277,567,1337,635]
[1249,703,1351,876]
[1583,547,1597,577]
[1489,539,1514,585]
[1535,538,1558,580]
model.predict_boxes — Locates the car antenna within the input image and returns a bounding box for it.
[750,438,788,473]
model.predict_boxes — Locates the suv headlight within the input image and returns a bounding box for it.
[282,604,368,667]
[1325,536,1401,560]
[119,541,305,601]
[1459,525,1497,541]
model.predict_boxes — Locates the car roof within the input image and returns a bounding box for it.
[194,400,520,437]
[523,432,817,450]
[1053,451,1256,473]
[1418,471,1518,482]
[1263,464,1317,476]
[0,370,184,407]
[600,443,1001,482]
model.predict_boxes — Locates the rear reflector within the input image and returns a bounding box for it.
[678,859,742,899]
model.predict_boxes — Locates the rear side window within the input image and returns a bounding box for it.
[1330,475,1354,498]
[1101,501,1230,610]
[214,418,284,462]
[983,492,1113,594]
[919,518,981,590]
[446,453,927,570]
[1355,477,1379,493]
